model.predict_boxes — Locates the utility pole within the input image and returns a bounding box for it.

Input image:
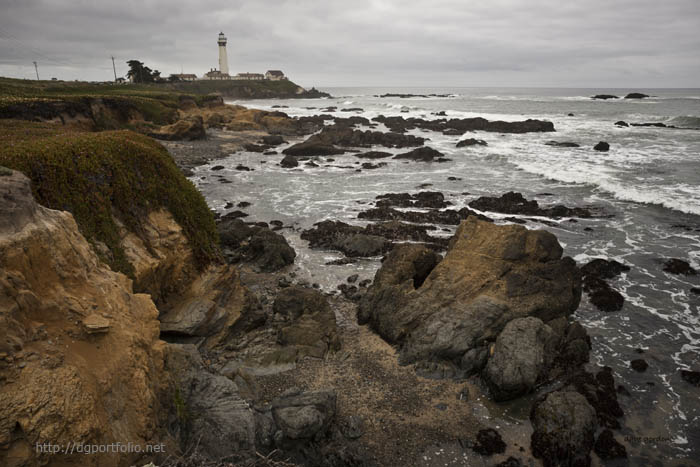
[33,61,39,80]
[111,56,117,82]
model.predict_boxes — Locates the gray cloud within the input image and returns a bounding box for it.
[0,0,698,87]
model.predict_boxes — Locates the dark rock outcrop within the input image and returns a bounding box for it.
[568,367,624,429]
[261,135,286,145]
[594,429,628,460]
[615,120,629,127]
[358,205,490,225]
[372,115,555,134]
[393,146,449,162]
[472,428,506,455]
[468,191,593,218]
[354,151,393,159]
[281,154,299,168]
[456,138,488,147]
[271,389,337,442]
[218,218,296,272]
[283,126,425,157]
[545,141,580,148]
[300,220,390,257]
[625,93,650,99]
[594,141,610,152]
[530,391,597,467]
[592,94,618,100]
[581,259,630,312]
[681,370,700,386]
[663,258,697,275]
[631,358,648,372]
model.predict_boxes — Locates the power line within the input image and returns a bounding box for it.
[0,25,114,72]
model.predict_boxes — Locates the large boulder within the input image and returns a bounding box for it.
[271,389,337,442]
[218,218,296,272]
[359,218,581,373]
[530,391,598,467]
[484,317,558,401]
[273,287,340,359]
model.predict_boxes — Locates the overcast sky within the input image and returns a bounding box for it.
[1,0,699,88]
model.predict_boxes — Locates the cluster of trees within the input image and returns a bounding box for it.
[125,60,163,83]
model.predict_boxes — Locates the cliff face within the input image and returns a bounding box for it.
[0,170,166,467]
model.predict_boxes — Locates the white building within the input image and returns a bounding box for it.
[218,32,229,76]
[265,70,286,81]
[235,72,265,81]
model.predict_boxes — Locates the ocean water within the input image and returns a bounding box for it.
[192,87,700,464]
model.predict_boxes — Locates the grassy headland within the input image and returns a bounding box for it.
[0,77,229,276]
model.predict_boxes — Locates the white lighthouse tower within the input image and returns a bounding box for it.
[217,32,229,76]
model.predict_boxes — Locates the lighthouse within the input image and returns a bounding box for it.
[217,32,229,76]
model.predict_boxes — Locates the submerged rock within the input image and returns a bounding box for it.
[545,141,580,148]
